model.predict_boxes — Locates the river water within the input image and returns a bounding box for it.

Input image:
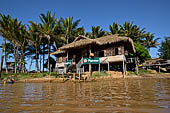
[0,78,170,113]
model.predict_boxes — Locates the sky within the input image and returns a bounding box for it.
[0,0,170,70]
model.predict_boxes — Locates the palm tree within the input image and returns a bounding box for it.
[109,22,121,35]
[143,33,160,51]
[16,24,28,72]
[60,16,81,44]
[28,22,42,72]
[0,14,11,73]
[86,26,106,39]
[120,21,145,42]
[37,11,58,72]
[8,18,23,73]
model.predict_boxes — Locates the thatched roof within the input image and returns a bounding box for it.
[51,49,66,55]
[94,35,135,53]
[52,35,135,55]
[59,35,97,50]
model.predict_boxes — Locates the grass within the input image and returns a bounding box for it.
[0,72,59,80]
[91,71,109,78]
[128,69,157,75]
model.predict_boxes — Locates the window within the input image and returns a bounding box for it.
[115,48,119,55]
[99,51,104,57]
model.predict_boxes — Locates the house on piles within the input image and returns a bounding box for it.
[51,35,136,76]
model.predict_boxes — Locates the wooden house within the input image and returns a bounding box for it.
[51,35,136,76]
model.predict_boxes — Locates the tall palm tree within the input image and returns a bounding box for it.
[120,21,145,42]
[0,14,11,73]
[16,24,28,72]
[86,26,106,39]
[8,18,23,73]
[60,16,81,44]
[109,22,121,35]
[143,33,160,51]
[28,22,42,72]
[37,11,58,72]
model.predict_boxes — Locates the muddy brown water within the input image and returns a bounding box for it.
[0,78,170,113]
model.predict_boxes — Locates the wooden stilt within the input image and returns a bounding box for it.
[125,62,127,75]
[89,46,92,76]
[108,62,110,71]
[99,63,100,72]
[136,57,139,75]
[123,60,125,77]
[83,66,84,73]
[79,71,81,80]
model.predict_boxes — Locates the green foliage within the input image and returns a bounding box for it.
[60,16,82,43]
[86,26,106,39]
[134,42,151,63]
[109,22,120,35]
[128,69,153,75]
[91,71,109,78]
[0,72,58,79]
[142,33,160,51]
[158,37,170,60]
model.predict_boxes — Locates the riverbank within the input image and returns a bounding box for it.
[1,71,170,83]
[16,73,170,83]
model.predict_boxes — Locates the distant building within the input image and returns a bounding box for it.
[142,58,170,72]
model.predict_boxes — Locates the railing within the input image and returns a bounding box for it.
[76,57,84,68]
[56,69,65,74]
[127,58,136,63]
[76,58,84,74]
[77,68,84,74]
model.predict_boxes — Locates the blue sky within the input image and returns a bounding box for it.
[0,0,170,69]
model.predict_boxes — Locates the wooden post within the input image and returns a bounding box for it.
[136,57,139,75]
[123,60,125,77]
[83,66,84,73]
[79,70,81,80]
[158,65,160,73]
[99,63,100,72]
[125,62,127,75]
[108,62,110,71]
[89,46,92,76]
[67,52,68,61]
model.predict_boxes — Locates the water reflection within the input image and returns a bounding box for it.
[0,78,170,113]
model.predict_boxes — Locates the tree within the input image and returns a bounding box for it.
[28,22,42,72]
[86,26,106,39]
[120,21,145,42]
[158,37,170,59]
[36,11,58,72]
[60,16,82,44]
[133,42,151,63]
[0,14,11,73]
[109,22,121,35]
[142,33,160,51]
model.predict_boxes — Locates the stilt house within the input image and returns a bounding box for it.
[51,35,135,76]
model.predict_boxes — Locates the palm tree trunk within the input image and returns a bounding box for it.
[14,45,17,73]
[36,47,40,72]
[0,45,4,77]
[21,48,25,73]
[48,40,50,72]
[43,44,45,72]
[40,54,41,72]
[47,35,51,72]
[4,39,8,73]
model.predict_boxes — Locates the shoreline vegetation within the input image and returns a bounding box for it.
[1,70,170,83]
